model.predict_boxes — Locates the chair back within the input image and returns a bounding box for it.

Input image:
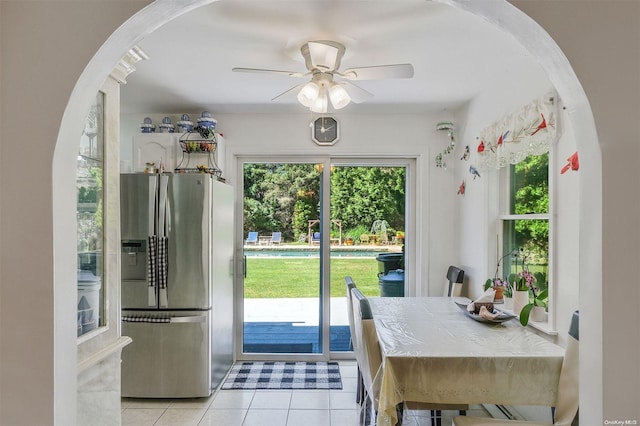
[246,231,258,244]
[446,265,465,297]
[271,232,282,244]
[554,311,579,426]
[345,276,357,351]
[351,288,382,405]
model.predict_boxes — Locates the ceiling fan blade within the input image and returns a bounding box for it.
[340,64,414,80]
[232,67,306,78]
[271,83,305,101]
[340,81,374,104]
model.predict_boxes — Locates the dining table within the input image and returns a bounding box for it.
[368,297,564,426]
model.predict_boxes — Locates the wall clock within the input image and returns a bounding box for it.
[311,116,339,146]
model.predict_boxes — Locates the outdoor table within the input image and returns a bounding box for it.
[368,297,564,426]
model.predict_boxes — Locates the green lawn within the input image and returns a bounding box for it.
[243,257,381,298]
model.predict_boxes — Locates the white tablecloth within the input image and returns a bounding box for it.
[369,297,564,426]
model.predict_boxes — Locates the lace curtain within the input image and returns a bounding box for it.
[476,92,558,171]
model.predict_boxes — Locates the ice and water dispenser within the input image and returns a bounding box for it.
[121,239,147,280]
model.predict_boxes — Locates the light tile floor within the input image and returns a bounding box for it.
[121,361,492,426]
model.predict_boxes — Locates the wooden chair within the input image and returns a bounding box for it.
[453,311,580,426]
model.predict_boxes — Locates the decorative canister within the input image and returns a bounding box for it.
[140,117,155,133]
[197,110,217,130]
[158,116,175,133]
[177,114,193,132]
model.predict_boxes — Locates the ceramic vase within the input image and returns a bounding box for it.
[503,297,513,310]
[513,290,530,315]
[531,306,547,322]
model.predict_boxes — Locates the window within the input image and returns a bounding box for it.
[77,91,105,337]
[499,152,553,330]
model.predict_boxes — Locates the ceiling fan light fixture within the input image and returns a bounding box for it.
[328,83,351,110]
[297,81,320,108]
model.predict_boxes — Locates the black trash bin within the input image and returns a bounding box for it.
[376,253,403,276]
[379,269,405,297]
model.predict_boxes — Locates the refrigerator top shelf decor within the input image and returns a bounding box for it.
[176,131,221,176]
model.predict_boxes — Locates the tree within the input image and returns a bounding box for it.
[243,164,406,241]
[330,166,405,231]
[512,153,549,257]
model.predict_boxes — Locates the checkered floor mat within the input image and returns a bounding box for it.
[221,361,342,390]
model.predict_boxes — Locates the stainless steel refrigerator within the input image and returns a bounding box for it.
[120,173,234,398]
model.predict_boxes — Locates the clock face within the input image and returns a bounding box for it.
[312,116,339,145]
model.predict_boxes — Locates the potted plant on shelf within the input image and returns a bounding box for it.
[484,277,511,304]
[518,272,549,325]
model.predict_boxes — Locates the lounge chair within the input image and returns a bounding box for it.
[245,231,258,245]
[270,232,282,245]
[311,232,321,244]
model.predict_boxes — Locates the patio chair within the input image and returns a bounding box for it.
[452,311,580,426]
[245,231,258,245]
[270,232,282,245]
[311,232,321,244]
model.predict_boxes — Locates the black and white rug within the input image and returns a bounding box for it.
[221,361,342,390]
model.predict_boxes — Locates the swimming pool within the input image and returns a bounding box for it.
[244,248,398,258]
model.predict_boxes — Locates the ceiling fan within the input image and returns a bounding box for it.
[232,40,414,113]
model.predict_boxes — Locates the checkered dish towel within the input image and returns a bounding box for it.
[158,236,169,307]
[147,235,157,306]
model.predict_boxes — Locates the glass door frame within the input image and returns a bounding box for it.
[235,155,417,362]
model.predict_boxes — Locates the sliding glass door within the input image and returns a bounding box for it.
[238,158,407,360]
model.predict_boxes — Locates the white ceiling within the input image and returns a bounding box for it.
[120,1,545,115]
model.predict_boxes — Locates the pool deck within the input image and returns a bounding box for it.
[245,297,349,326]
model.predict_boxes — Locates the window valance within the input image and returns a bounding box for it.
[477,92,558,171]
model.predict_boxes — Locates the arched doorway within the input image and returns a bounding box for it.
[51,0,601,421]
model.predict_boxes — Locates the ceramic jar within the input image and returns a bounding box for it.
[513,290,530,315]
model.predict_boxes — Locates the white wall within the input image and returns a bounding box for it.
[1,1,638,424]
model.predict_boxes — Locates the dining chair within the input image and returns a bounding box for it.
[446,265,465,297]
[351,287,381,425]
[452,311,580,426]
[345,276,365,405]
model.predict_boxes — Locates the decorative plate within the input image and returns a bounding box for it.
[454,300,516,323]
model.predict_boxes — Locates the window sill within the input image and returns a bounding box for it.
[527,319,557,336]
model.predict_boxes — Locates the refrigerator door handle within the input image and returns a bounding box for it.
[158,174,170,307]
[148,175,157,236]
[170,315,207,324]
[158,174,169,238]
[122,314,207,324]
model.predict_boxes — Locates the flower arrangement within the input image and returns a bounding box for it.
[484,277,512,298]
[517,271,549,326]
[485,248,549,325]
